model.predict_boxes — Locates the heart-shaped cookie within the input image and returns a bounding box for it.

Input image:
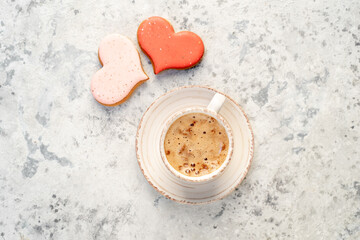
[91,34,149,106]
[137,16,205,74]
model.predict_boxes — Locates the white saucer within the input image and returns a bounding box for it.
[136,86,254,204]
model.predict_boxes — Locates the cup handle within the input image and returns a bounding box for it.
[207,93,226,113]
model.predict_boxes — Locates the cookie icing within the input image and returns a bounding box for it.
[137,16,205,74]
[91,34,148,106]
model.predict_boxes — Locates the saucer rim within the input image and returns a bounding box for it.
[135,85,255,205]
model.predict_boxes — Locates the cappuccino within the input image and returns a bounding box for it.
[164,113,229,177]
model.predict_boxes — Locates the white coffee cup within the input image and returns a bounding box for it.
[160,93,234,183]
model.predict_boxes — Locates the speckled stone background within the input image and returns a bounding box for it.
[1,0,359,239]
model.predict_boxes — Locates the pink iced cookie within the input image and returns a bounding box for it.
[91,34,149,106]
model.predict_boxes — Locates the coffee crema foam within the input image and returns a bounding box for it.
[164,113,229,177]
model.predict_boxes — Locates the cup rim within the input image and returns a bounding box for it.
[160,107,234,183]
